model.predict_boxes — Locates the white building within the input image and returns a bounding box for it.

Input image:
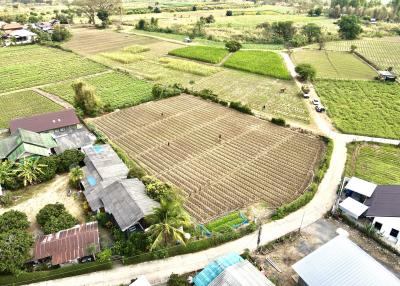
[5,29,37,45]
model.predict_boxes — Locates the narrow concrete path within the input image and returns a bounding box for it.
[32,88,74,109]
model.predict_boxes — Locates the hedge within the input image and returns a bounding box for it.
[122,223,257,265]
[271,137,334,220]
[0,261,113,286]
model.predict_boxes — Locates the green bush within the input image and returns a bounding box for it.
[225,40,242,52]
[271,118,286,126]
[168,274,189,286]
[57,149,85,172]
[229,101,253,115]
[36,203,78,234]
[152,84,182,99]
[0,261,113,286]
[37,156,59,182]
[295,63,316,81]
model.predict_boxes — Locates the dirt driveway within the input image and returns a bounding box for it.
[0,174,84,236]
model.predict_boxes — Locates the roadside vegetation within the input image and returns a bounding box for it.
[345,142,400,184]
[168,46,229,64]
[315,80,400,139]
[223,50,291,80]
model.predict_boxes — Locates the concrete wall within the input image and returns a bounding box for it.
[372,217,400,246]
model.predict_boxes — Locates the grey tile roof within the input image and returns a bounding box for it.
[365,185,400,217]
[208,260,275,286]
[54,128,96,154]
[292,235,400,286]
[101,179,159,231]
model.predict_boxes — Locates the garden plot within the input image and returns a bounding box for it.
[315,80,400,139]
[292,50,376,80]
[0,45,106,92]
[63,27,160,55]
[168,46,229,64]
[345,142,400,185]
[42,71,153,110]
[90,94,325,222]
[309,37,400,75]
[0,90,63,129]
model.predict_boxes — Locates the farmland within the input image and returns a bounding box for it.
[42,72,153,110]
[0,45,106,92]
[90,94,325,222]
[309,37,400,75]
[0,90,63,129]
[291,50,376,80]
[345,143,400,184]
[223,51,291,80]
[315,80,400,139]
[168,46,229,64]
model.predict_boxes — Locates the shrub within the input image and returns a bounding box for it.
[295,63,316,81]
[271,117,286,126]
[0,192,13,207]
[96,248,112,262]
[37,156,59,182]
[51,25,71,42]
[168,274,189,286]
[36,203,78,234]
[226,10,233,16]
[225,40,242,52]
[229,101,253,115]
[57,149,85,173]
[152,84,182,99]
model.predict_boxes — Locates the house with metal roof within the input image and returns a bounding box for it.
[194,253,274,286]
[292,235,400,286]
[378,70,397,82]
[85,179,159,232]
[0,128,57,161]
[33,222,100,266]
[365,185,400,247]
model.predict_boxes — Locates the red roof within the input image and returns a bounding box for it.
[10,109,80,133]
[34,222,100,265]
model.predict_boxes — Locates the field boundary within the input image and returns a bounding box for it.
[32,88,74,109]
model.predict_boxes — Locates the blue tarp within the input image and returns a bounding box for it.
[193,253,244,286]
[93,145,104,154]
[87,175,97,187]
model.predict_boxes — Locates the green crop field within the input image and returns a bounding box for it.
[315,80,400,139]
[292,50,376,80]
[42,72,153,110]
[309,37,400,75]
[160,57,222,76]
[0,45,107,92]
[0,90,63,129]
[223,50,291,80]
[345,143,400,184]
[168,46,229,64]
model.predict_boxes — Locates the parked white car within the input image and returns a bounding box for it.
[312,99,320,105]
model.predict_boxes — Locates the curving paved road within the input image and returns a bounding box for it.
[24,53,399,286]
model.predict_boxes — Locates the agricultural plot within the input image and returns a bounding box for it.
[223,51,291,80]
[291,50,376,80]
[63,28,160,55]
[345,143,400,184]
[0,90,63,129]
[159,57,222,76]
[168,46,229,64]
[192,69,309,123]
[90,94,325,222]
[309,37,400,75]
[315,80,400,139]
[0,45,106,92]
[42,72,153,110]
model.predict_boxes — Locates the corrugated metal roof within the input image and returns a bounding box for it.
[292,235,400,286]
[209,260,275,286]
[339,197,369,219]
[345,177,377,197]
[365,185,400,217]
[34,222,100,266]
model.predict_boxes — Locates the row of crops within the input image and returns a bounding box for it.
[91,95,324,222]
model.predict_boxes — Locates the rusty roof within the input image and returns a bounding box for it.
[1,23,23,30]
[10,109,80,133]
[34,222,100,265]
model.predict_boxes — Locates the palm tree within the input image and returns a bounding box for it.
[0,161,14,188]
[15,158,46,187]
[146,199,191,251]
[69,167,84,189]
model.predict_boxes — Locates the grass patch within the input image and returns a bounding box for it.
[0,45,106,92]
[315,79,400,139]
[122,44,150,53]
[160,57,221,76]
[345,142,400,184]
[223,50,291,80]
[168,45,229,64]
[100,52,144,64]
[205,212,245,232]
[0,90,63,129]
[292,50,376,80]
[42,71,153,110]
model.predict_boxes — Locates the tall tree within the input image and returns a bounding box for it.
[0,161,14,189]
[146,199,191,251]
[302,23,322,43]
[72,81,103,116]
[69,167,84,188]
[73,0,122,24]
[338,15,362,39]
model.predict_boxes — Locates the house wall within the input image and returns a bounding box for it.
[47,124,79,135]
[372,217,400,246]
